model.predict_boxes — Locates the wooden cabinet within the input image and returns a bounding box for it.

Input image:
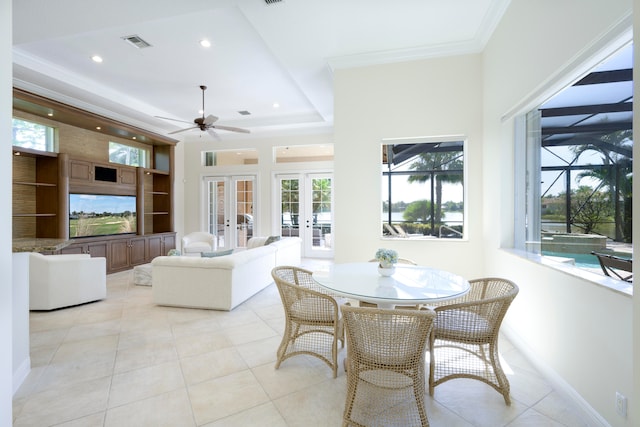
[110,236,147,272]
[69,159,136,195]
[60,240,108,258]
[147,232,176,260]
[12,148,65,239]
[69,159,92,181]
[54,233,175,273]
[141,169,173,235]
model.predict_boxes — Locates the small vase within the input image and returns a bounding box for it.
[378,264,396,277]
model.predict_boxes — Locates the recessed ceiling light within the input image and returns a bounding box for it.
[91,55,103,63]
[132,136,137,140]
[96,126,101,130]
[47,112,53,117]
[273,102,280,108]
[199,39,211,48]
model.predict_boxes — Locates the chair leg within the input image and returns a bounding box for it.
[413,369,429,426]
[490,342,511,405]
[428,335,436,396]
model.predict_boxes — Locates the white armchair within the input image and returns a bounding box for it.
[181,231,215,255]
[29,253,106,310]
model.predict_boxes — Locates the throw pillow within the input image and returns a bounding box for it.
[167,249,181,256]
[201,249,234,258]
[265,235,281,245]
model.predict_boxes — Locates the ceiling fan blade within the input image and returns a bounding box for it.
[168,126,198,135]
[203,114,219,125]
[211,124,250,134]
[155,116,194,125]
[207,128,220,140]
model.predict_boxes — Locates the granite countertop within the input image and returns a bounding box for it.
[12,238,71,253]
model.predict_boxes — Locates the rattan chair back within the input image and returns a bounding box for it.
[428,277,518,405]
[341,305,436,426]
[271,266,343,377]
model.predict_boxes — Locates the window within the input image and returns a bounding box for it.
[382,139,465,238]
[520,43,633,275]
[109,142,149,167]
[12,118,57,152]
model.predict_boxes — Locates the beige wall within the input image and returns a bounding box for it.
[333,54,485,278]
[482,1,634,426]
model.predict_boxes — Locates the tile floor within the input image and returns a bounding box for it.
[13,260,597,426]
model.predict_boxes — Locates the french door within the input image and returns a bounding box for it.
[204,175,255,250]
[276,173,333,258]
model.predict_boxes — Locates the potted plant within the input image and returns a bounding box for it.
[375,248,398,276]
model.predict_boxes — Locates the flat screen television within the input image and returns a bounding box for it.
[69,193,137,238]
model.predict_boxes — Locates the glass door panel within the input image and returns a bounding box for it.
[234,178,254,248]
[277,173,333,258]
[308,174,333,256]
[204,175,256,250]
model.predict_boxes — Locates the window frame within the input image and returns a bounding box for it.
[108,141,149,168]
[381,136,467,240]
[12,117,58,153]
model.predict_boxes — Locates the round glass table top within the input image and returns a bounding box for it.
[312,262,470,306]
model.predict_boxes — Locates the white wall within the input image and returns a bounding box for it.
[333,54,485,278]
[1,0,12,423]
[482,1,634,426]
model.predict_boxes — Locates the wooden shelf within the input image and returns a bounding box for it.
[13,181,57,187]
[13,213,57,217]
[147,191,169,195]
[145,212,169,215]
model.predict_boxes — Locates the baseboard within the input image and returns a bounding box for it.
[12,357,30,395]
[502,324,611,427]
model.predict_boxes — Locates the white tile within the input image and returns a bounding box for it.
[13,267,596,427]
[105,388,195,427]
[108,360,186,408]
[188,370,270,425]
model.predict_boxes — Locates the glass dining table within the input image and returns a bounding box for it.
[312,262,470,309]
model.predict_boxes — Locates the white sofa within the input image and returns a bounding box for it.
[152,237,301,311]
[29,253,107,310]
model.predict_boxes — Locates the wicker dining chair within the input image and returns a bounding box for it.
[271,266,344,378]
[359,258,420,309]
[428,277,519,405]
[341,305,436,427]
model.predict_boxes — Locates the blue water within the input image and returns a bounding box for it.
[542,251,600,268]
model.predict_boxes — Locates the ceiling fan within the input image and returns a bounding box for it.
[156,85,250,137]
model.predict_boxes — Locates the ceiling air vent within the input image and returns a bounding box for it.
[265,0,283,4]
[238,110,251,116]
[121,35,152,49]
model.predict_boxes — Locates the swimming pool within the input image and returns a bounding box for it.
[542,251,601,269]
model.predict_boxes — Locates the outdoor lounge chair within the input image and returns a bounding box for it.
[591,252,633,282]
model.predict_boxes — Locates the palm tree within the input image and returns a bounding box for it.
[572,130,632,241]
[407,149,463,226]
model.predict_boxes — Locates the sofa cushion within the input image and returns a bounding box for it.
[247,237,268,249]
[265,235,281,245]
[201,249,234,258]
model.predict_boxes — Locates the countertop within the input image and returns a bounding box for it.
[12,238,71,253]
